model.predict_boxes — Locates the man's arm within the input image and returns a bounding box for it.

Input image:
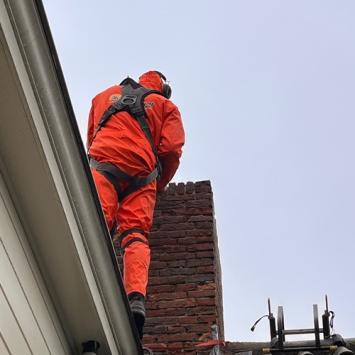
[157,101,185,192]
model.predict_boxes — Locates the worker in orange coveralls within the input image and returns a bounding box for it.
[87,70,185,338]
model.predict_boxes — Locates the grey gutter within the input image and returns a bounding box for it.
[2,0,142,353]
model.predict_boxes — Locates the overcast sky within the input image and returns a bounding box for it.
[43,0,355,341]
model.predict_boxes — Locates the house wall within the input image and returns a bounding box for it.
[0,174,70,355]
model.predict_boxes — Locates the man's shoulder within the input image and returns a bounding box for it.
[163,98,180,113]
[93,84,122,100]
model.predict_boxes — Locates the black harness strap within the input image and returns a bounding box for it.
[89,158,158,201]
[121,237,149,250]
[120,227,145,240]
[118,227,148,251]
[88,79,163,200]
[92,83,162,164]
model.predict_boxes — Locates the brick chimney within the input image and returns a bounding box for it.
[143,181,224,354]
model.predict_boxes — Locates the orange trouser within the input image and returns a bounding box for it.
[91,168,156,296]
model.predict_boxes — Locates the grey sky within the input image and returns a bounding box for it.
[43,0,355,341]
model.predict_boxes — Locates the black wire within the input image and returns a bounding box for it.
[250,314,269,332]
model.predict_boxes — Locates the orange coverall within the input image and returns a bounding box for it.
[87,71,185,296]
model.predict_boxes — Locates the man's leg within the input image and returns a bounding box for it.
[91,168,118,231]
[116,180,157,338]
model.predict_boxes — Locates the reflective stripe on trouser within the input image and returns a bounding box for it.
[91,168,156,296]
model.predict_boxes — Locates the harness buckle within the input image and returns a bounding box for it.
[121,95,137,105]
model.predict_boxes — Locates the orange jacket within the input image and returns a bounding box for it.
[87,71,185,191]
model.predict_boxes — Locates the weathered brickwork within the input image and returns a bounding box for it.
[142,181,224,354]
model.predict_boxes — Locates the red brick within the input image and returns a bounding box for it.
[186,199,212,208]
[196,297,216,306]
[196,251,214,258]
[159,267,196,276]
[188,215,213,222]
[149,238,177,247]
[194,221,214,229]
[148,291,187,301]
[185,323,211,333]
[157,298,196,309]
[166,182,176,194]
[157,245,187,253]
[188,290,216,298]
[148,308,187,317]
[184,274,215,283]
[154,215,187,224]
[157,200,186,209]
[194,181,212,193]
[179,207,213,215]
[160,222,195,231]
[186,306,217,316]
[177,182,185,194]
[150,260,167,269]
[187,243,214,252]
[167,325,185,334]
[185,181,195,193]
[186,230,213,237]
[164,194,194,201]
[175,316,199,324]
[167,260,186,267]
[149,269,160,277]
[145,316,178,325]
[159,332,196,342]
[147,284,176,293]
[186,258,213,267]
[145,301,159,310]
[149,275,186,285]
[150,230,186,238]
[176,283,198,291]
[158,252,195,261]
[197,315,218,323]
[177,236,214,245]
[142,335,157,344]
[197,265,215,273]
[144,325,167,334]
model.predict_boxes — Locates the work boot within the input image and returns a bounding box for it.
[128,292,146,339]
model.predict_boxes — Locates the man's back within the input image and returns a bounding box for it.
[87,72,184,186]
[87,84,162,175]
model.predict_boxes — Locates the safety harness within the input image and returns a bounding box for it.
[88,78,164,201]
[88,78,165,249]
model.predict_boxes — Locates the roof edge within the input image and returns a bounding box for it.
[2,0,142,353]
